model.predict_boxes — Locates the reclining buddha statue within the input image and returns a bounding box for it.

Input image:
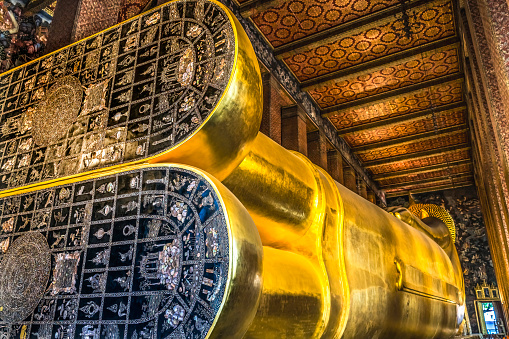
[0,0,464,338]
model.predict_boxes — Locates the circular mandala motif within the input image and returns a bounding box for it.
[32,76,83,146]
[0,167,231,338]
[288,1,305,13]
[0,232,51,323]
[262,10,279,23]
[0,0,240,191]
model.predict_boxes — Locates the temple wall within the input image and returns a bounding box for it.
[461,0,509,324]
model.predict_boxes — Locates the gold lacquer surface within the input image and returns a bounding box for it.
[245,247,326,338]
[338,185,463,338]
[222,133,465,338]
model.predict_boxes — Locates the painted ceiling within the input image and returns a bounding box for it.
[236,0,472,197]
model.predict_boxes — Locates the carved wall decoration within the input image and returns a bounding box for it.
[0,3,17,34]
[0,3,49,73]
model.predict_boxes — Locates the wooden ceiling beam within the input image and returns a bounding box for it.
[364,144,471,168]
[380,172,473,190]
[353,124,468,153]
[373,159,472,180]
[385,181,475,198]
[302,37,459,91]
[322,73,464,115]
[239,0,289,17]
[331,102,466,134]
[272,0,429,56]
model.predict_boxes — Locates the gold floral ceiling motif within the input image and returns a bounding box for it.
[327,80,463,131]
[240,0,472,194]
[251,0,399,47]
[369,149,470,175]
[378,162,472,186]
[357,131,468,162]
[343,107,466,147]
[310,45,459,108]
[384,175,473,194]
[283,0,455,81]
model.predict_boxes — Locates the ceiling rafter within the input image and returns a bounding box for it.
[353,124,468,152]
[302,37,460,90]
[269,0,430,56]
[239,0,290,17]
[331,102,466,134]
[322,73,464,115]
[373,159,472,180]
[364,144,470,168]
[385,181,474,198]
[380,172,473,189]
